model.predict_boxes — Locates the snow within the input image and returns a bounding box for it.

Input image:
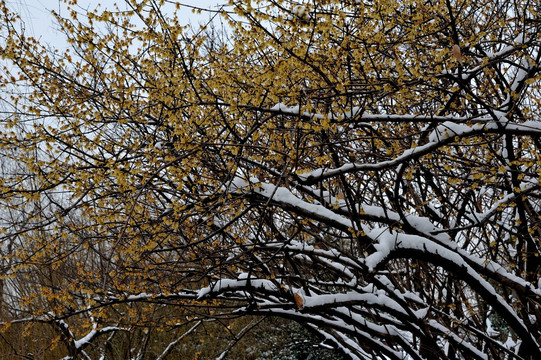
[428,121,479,142]
[515,120,541,131]
[197,278,280,299]
[315,327,364,360]
[256,183,355,229]
[302,290,408,316]
[269,102,300,114]
[73,324,123,349]
[473,180,538,224]
[486,33,528,59]
[429,320,489,360]
[428,113,541,136]
[493,109,508,123]
[510,57,531,92]
[364,226,539,350]
[413,306,429,319]
[486,317,500,338]
[299,117,541,185]
[225,176,356,231]
[291,5,309,21]
[456,247,541,298]
[126,292,152,301]
[364,227,398,269]
[74,329,98,349]
[237,272,250,280]
[268,103,467,125]
[156,321,201,360]
[298,140,438,182]
[263,239,363,270]
[263,308,404,359]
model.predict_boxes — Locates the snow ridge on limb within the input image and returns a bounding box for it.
[226,176,357,232]
[197,278,281,299]
[298,119,541,185]
[251,308,406,360]
[267,102,468,123]
[47,312,128,360]
[364,228,541,357]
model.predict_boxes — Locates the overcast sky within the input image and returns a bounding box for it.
[12,0,225,48]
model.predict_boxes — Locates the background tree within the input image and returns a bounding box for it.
[1,0,541,358]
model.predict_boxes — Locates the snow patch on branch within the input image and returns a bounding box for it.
[302,290,408,316]
[364,228,537,348]
[225,176,356,230]
[429,320,489,360]
[197,278,280,299]
[486,33,528,59]
[300,119,541,183]
[74,326,120,349]
[270,102,300,113]
[428,122,475,142]
[257,183,354,228]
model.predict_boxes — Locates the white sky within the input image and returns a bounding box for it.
[11,0,225,48]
